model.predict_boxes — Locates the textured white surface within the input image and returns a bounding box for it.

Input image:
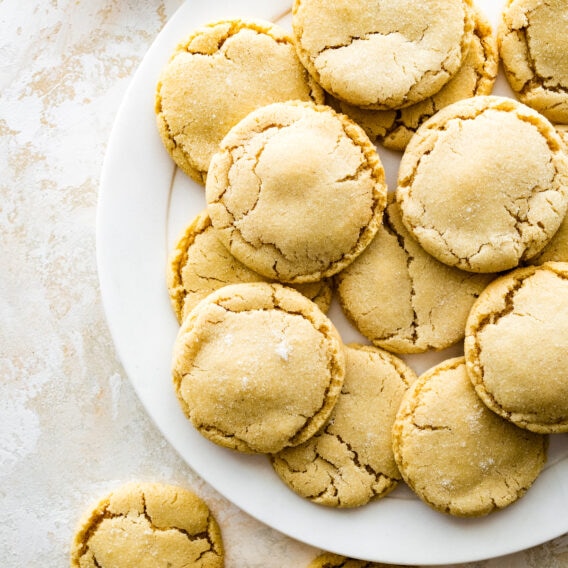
[1,1,568,567]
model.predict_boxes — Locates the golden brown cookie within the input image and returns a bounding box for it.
[498,0,568,124]
[155,19,324,184]
[206,101,387,283]
[271,344,416,507]
[167,210,333,323]
[308,552,411,568]
[292,0,475,110]
[172,282,345,454]
[465,262,568,433]
[328,5,498,151]
[392,357,548,517]
[70,481,224,568]
[335,196,495,354]
[396,95,568,273]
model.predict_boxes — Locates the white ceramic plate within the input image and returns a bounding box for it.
[97,0,568,564]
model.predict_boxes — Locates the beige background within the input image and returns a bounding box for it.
[1,1,568,566]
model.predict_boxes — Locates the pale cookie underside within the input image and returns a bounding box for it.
[335,198,494,353]
[155,19,324,184]
[465,262,568,433]
[70,482,224,568]
[206,101,387,283]
[392,357,547,517]
[397,96,568,273]
[292,0,474,109]
[172,283,345,454]
[499,0,568,124]
[328,5,498,151]
[271,344,416,508]
[167,210,332,323]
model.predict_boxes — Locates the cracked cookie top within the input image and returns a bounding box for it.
[70,481,224,568]
[335,196,495,354]
[291,0,475,110]
[307,551,411,568]
[499,0,568,124]
[396,95,568,273]
[328,4,498,151]
[271,343,416,508]
[167,209,332,324]
[155,19,324,184]
[205,101,387,283]
[465,262,568,433]
[172,282,345,454]
[392,357,547,517]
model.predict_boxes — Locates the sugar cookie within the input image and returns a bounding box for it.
[167,210,333,323]
[396,95,568,273]
[308,552,410,568]
[155,19,324,184]
[70,481,223,568]
[271,344,416,508]
[328,5,498,151]
[392,357,547,517]
[292,0,475,110]
[465,262,568,433]
[335,196,494,354]
[172,282,345,454]
[499,0,568,124]
[206,101,387,283]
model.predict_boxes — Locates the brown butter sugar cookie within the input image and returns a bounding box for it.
[335,196,495,354]
[167,210,333,323]
[292,0,475,110]
[271,344,416,508]
[172,282,345,454]
[308,552,412,568]
[155,19,324,184]
[70,481,224,568]
[392,357,548,517]
[206,101,387,284]
[328,4,498,151]
[465,262,568,433]
[499,0,568,124]
[396,95,568,273]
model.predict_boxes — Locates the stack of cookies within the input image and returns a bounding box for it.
[156,0,568,519]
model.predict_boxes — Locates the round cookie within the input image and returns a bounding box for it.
[155,19,324,184]
[172,282,345,454]
[465,262,568,433]
[271,344,416,508]
[206,101,387,283]
[167,210,333,323]
[392,357,548,517]
[396,95,568,273]
[328,5,498,151]
[499,0,568,124]
[291,0,475,110]
[70,481,224,568]
[335,196,495,354]
[308,552,411,568]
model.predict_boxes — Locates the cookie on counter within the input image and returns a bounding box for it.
[172,282,345,454]
[167,210,333,323]
[292,0,475,110]
[206,101,387,284]
[396,95,568,273]
[335,196,495,354]
[392,357,548,517]
[499,0,568,124]
[308,552,411,568]
[155,19,324,184]
[271,344,416,508]
[70,481,224,568]
[465,262,568,433]
[328,4,498,151]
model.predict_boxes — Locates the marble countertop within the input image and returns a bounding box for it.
[1,1,567,566]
